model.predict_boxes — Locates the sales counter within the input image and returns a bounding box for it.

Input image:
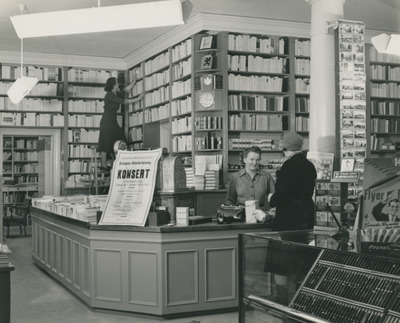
[31,207,271,318]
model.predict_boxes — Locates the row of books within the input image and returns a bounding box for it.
[228,94,286,111]
[371,117,400,133]
[172,79,191,98]
[295,115,310,131]
[144,86,170,107]
[0,97,63,111]
[228,74,284,92]
[172,116,192,134]
[172,38,192,62]
[194,133,222,150]
[67,68,117,83]
[2,191,31,204]
[131,79,144,96]
[68,100,104,113]
[129,127,143,142]
[371,82,400,98]
[144,51,170,76]
[370,134,398,151]
[12,151,38,161]
[369,46,400,63]
[68,114,103,127]
[228,55,287,74]
[194,116,223,130]
[228,114,286,131]
[14,139,38,149]
[128,66,143,83]
[144,103,170,123]
[68,144,97,158]
[13,163,38,173]
[0,112,64,127]
[228,138,277,150]
[69,160,93,173]
[295,58,310,75]
[67,85,104,98]
[371,100,400,115]
[172,134,192,152]
[294,39,311,56]
[171,96,191,116]
[295,97,310,112]
[68,129,99,143]
[1,65,62,81]
[144,69,170,91]
[227,34,286,55]
[14,175,38,184]
[128,111,143,126]
[172,58,191,80]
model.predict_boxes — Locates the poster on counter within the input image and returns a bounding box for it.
[361,157,400,229]
[99,149,162,226]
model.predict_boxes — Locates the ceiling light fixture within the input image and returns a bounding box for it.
[7,4,38,104]
[10,0,191,39]
[371,33,400,56]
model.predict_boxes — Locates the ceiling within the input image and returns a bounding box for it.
[0,0,399,60]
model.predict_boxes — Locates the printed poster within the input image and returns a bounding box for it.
[99,149,162,226]
[361,157,400,229]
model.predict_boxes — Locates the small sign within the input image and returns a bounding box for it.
[176,207,189,226]
[331,171,360,183]
[392,155,400,167]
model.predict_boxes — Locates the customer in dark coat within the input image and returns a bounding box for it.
[269,131,317,231]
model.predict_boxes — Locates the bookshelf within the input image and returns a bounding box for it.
[294,38,311,135]
[367,45,400,156]
[64,67,122,191]
[0,65,64,127]
[124,31,312,187]
[2,135,39,205]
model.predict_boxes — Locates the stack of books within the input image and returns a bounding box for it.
[184,168,194,188]
[204,170,219,190]
[0,252,9,267]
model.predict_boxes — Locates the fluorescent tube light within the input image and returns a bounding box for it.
[371,33,400,55]
[10,0,185,39]
[7,77,39,104]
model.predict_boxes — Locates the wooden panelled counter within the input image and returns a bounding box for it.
[31,207,271,317]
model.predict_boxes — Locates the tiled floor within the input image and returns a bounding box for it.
[5,227,238,323]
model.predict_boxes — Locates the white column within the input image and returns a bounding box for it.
[306,0,345,153]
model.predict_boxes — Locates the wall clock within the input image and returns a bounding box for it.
[199,92,215,109]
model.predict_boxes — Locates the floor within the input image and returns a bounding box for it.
[4,226,239,323]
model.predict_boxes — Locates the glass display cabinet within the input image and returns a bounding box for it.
[239,230,400,323]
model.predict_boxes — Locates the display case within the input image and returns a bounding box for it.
[239,230,400,323]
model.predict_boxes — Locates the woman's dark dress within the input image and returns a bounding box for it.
[97,90,127,154]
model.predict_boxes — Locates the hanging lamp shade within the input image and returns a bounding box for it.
[10,0,186,39]
[7,76,39,104]
[371,33,400,55]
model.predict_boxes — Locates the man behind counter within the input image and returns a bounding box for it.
[269,131,317,231]
[226,146,275,220]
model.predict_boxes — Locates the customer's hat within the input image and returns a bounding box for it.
[282,131,303,151]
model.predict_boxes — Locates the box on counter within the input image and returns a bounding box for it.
[245,200,259,224]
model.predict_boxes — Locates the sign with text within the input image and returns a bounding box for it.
[99,149,162,226]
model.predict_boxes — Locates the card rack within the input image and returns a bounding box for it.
[289,249,400,323]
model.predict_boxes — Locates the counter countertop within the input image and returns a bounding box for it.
[31,207,272,233]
